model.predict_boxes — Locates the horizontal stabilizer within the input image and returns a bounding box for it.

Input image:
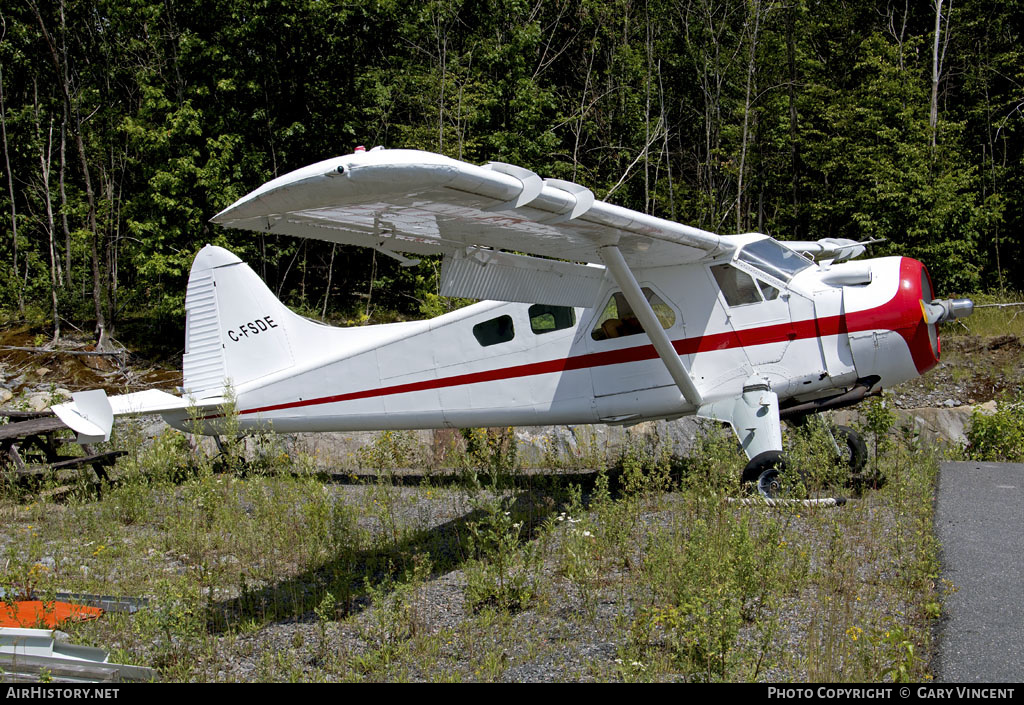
[108,389,193,415]
[52,389,222,444]
[440,247,607,307]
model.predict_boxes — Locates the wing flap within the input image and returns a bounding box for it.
[440,247,608,307]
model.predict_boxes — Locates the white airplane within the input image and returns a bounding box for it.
[53,147,974,494]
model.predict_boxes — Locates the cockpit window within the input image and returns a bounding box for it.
[712,265,761,306]
[737,238,813,282]
[760,281,781,300]
[712,264,782,307]
[591,288,675,340]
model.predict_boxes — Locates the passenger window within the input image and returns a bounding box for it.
[712,264,762,306]
[529,304,576,335]
[591,288,675,341]
[473,315,515,347]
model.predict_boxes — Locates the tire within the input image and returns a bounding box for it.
[741,451,788,498]
[834,425,868,473]
[741,450,784,484]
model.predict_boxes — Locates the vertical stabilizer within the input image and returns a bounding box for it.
[182,245,297,398]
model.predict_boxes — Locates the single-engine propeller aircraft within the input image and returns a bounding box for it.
[53,147,974,494]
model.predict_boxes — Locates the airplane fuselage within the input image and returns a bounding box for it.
[167,245,937,436]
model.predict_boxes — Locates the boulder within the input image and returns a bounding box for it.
[833,402,998,449]
[26,392,52,412]
[276,416,707,470]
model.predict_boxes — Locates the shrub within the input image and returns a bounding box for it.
[966,395,1024,461]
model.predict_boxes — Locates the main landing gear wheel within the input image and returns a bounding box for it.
[833,425,867,473]
[741,451,800,499]
[825,422,884,491]
[830,424,885,491]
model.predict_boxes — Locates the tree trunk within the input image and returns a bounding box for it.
[930,0,947,152]
[737,0,763,234]
[787,0,799,234]
[34,86,61,342]
[60,118,71,288]
[0,65,23,313]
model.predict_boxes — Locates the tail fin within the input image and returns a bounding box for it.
[183,244,305,398]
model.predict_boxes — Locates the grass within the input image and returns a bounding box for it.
[0,411,948,682]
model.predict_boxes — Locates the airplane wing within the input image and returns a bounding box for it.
[211,149,734,306]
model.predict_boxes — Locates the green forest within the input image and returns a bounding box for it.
[1,0,1020,350]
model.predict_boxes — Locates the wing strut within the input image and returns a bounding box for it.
[598,245,702,407]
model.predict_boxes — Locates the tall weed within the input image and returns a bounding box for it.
[965,394,1024,461]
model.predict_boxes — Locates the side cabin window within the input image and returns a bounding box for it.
[711,264,781,307]
[591,288,676,341]
[529,304,576,335]
[473,315,515,347]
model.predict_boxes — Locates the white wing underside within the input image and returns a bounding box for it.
[211,149,734,306]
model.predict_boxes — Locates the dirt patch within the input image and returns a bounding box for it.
[0,324,181,404]
[890,334,1024,409]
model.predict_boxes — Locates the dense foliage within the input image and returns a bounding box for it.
[0,0,1020,347]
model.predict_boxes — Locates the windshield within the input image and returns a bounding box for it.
[737,238,813,282]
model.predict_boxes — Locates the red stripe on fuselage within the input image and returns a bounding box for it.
[237,258,929,417]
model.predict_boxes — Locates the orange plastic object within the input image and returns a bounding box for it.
[0,601,104,628]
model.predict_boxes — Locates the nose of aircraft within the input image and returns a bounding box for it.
[921,297,975,325]
[894,258,974,374]
[912,260,975,370]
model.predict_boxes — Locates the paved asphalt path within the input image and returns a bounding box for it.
[934,461,1024,683]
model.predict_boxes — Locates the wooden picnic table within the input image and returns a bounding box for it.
[0,409,124,489]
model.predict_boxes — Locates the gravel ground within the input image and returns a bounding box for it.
[150,485,920,682]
